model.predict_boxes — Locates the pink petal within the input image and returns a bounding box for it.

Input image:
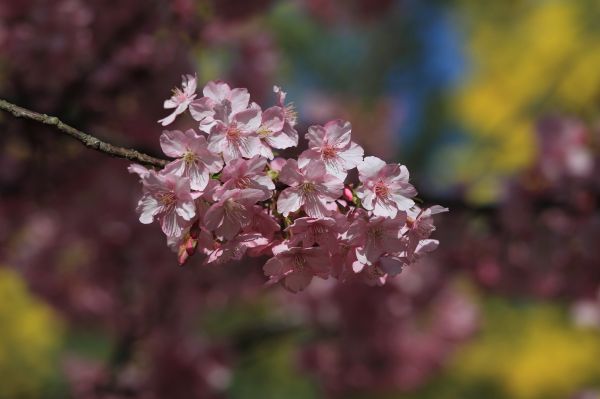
[358,156,386,180]
[324,119,351,148]
[277,188,302,216]
[160,130,187,157]
[338,141,364,169]
[283,271,313,292]
[137,195,161,224]
[203,80,231,102]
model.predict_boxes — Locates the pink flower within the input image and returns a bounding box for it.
[256,106,297,159]
[299,119,364,179]
[158,74,197,126]
[347,213,406,267]
[219,156,274,200]
[128,164,150,180]
[189,80,251,133]
[263,245,330,292]
[205,233,269,265]
[286,217,341,252]
[273,85,299,141]
[356,156,416,218]
[207,107,262,162]
[204,188,264,239]
[137,171,196,238]
[277,159,343,218]
[403,205,447,261]
[243,205,280,240]
[160,129,223,191]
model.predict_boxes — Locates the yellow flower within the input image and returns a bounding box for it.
[450,1,600,203]
[0,268,64,398]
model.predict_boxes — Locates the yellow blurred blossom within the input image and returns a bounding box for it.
[0,268,64,398]
[450,0,600,202]
[452,300,600,399]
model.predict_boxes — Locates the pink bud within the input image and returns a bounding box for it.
[343,186,354,202]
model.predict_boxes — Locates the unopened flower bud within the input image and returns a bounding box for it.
[343,186,354,202]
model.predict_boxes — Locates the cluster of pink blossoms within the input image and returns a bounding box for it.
[129,75,447,292]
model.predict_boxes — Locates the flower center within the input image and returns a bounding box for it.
[292,254,307,270]
[367,226,383,240]
[374,180,389,198]
[322,144,337,160]
[311,224,328,235]
[183,151,197,165]
[236,176,252,189]
[257,127,272,138]
[159,192,176,207]
[226,125,241,142]
[301,182,315,194]
[172,88,187,104]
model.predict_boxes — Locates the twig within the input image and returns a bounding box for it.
[0,99,168,168]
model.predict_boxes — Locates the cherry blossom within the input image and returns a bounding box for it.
[277,159,344,218]
[263,245,330,292]
[160,129,223,191]
[356,156,417,218]
[299,119,364,179]
[204,188,264,240]
[256,106,297,159]
[136,171,196,238]
[347,213,406,267]
[286,217,341,252]
[132,77,445,291]
[219,156,274,200]
[207,107,262,162]
[273,85,299,142]
[158,75,197,126]
[189,80,251,133]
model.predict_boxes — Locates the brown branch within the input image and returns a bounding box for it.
[0,99,168,168]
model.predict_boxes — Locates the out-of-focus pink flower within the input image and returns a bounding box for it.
[356,156,416,218]
[299,119,364,180]
[204,188,264,239]
[286,217,340,252]
[273,85,299,140]
[219,156,274,200]
[137,171,196,238]
[256,106,297,159]
[277,159,343,218]
[347,213,406,267]
[160,129,223,191]
[243,205,280,239]
[404,205,447,261]
[190,80,251,133]
[207,107,262,162]
[205,233,269,265]
[159,74,197,126]
[263,245,330,292]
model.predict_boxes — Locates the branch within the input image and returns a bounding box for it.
[0,99,168,168]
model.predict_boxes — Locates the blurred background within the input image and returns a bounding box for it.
[1,0,600,398]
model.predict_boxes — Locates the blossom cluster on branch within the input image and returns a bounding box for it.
[130,76,447,292]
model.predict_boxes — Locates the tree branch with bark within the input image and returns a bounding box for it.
[0,98,168,168]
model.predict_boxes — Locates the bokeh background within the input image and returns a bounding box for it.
[1,0,600,398]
